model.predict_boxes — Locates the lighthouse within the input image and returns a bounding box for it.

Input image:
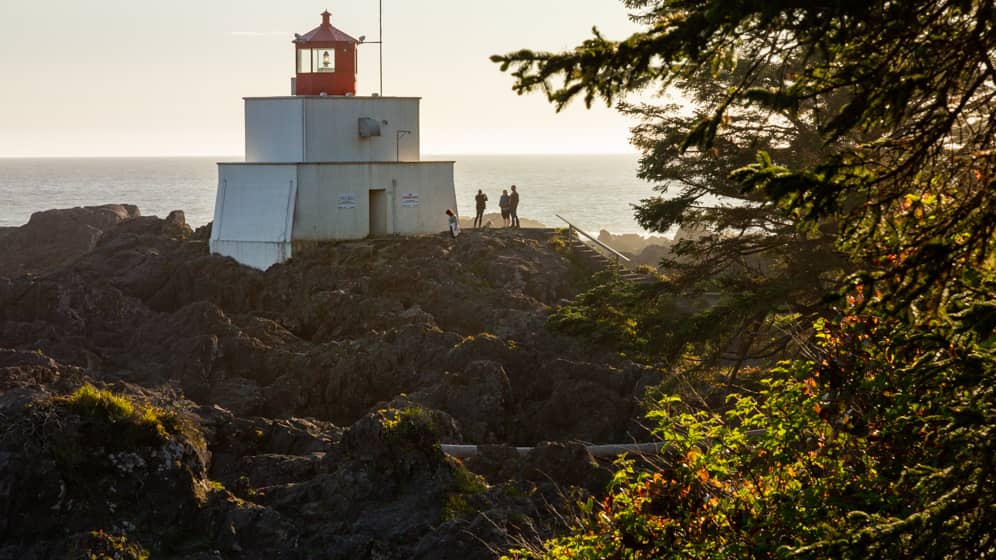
[209,11,457,271]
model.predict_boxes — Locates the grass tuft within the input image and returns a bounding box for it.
[58,384,180,449]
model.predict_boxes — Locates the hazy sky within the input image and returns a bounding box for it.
[0,1,643,157]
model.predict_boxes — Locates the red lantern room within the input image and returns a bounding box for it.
[293,11,358,96]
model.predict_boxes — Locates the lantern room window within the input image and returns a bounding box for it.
[296,48,336,73]
[296,49,309,73]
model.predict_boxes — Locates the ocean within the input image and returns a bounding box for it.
[0,154,660,235]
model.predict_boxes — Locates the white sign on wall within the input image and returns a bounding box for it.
[401,192,420,208]
[337,193,357,209]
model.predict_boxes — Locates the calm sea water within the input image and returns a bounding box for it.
[0,154,659,234]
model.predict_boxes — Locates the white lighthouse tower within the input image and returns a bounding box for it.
[210,11,457,270]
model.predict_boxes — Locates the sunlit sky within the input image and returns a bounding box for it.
[0,1,644,157]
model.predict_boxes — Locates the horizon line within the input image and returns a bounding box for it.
[0,151,640,159]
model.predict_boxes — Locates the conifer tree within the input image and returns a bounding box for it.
[494,1,996,556]
[621,58,851,378]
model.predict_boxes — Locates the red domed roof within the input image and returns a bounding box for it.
[294,11,358,45]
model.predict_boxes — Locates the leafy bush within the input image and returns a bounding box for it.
[506,360,888,558]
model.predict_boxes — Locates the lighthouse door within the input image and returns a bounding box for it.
[369,189,388,236]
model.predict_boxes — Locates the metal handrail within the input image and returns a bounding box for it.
[441,429,768,458]
[555,214,631,263]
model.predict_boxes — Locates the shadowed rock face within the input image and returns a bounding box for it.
[0,206,659,558]
[0,204,145,277]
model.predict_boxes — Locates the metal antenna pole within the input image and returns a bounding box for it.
[357,0,384,95]
[379,0,383,95]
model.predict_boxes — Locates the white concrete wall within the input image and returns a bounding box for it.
[292,162,455,240]
[245,99,305,163]
[294,164,372,240]
[244,97,420,164]
[211,165,298,270]
[304,97,420,162]
[218,93,448,270]
[211,161,455,269]
[386,163,456,235]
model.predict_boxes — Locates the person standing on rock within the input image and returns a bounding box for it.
[499,189,511,228]
[445,208,460,238]
[509,185,520,229]
[474,189,488,229]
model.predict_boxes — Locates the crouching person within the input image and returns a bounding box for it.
[446,209,460,238]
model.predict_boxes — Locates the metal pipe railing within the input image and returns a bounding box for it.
[440,430,768,459]
[555,214,631,264]
[441,442,663,458]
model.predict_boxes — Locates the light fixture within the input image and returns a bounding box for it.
[322,51,331,67]
[396,130,411,161]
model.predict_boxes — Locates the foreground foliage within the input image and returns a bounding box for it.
[520,288,996,558]
[497,0,996,557]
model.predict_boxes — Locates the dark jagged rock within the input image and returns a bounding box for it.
[0,204,141,278]
[415,360,513,443]
[521,441,612,493]
[0,381,213,558]
[0,205,667,558]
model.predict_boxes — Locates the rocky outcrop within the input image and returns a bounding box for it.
[0,366,209,558]
[1,213,651,443]
[596,224,718,268]
[0,360,613,559]
[0,206,662,558]
[0,204,144,278]
[597,229,672,255]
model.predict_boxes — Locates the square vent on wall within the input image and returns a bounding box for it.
[358,117,381,137]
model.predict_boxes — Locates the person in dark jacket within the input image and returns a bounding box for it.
[499,189,511,228]
[509,185,520,228]
[474,189,488,229]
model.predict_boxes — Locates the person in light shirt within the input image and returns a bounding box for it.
[445,208,460,238]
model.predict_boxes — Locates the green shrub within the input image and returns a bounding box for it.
[380,406,436,435]
[443,461,490,520]
[505,362,884,559]
[546,230,571,253]
[58,384,180,449]
[548,274,657,356]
